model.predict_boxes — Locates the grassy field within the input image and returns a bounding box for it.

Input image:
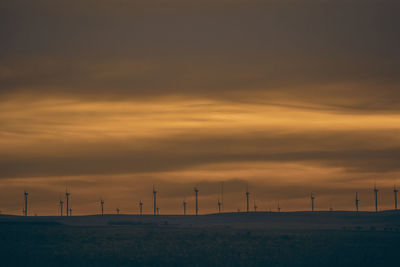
[0,221,399,266]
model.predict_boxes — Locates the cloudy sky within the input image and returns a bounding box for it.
[1,0,400,215]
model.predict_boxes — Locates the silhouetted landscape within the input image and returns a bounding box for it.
[1,212,399,266]
[2,0,400,266]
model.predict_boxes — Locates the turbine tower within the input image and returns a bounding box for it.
[253,195,257,212]
[116,208,120,215]
[183,198,187,215]
[245,186,250,213]
[277,200,281,212]
[311,193,315,212]
[139,200,143,215]
[100,199,104,216]
[355,192,359,212]
[217,183,222,213]
[153,185,157,216]
[69,208,72,216]
[65,190,70,216]
[394,185,398,211]
[194,187,199,215]
[24,191,28,216]
[374,185,379,212]
[59,200,64,216]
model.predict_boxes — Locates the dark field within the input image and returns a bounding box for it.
[1,212,399,266]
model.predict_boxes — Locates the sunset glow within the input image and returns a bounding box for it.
[1,0,399,215]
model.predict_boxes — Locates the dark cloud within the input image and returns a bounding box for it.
[1,0,399,111]
[1,130,399,178]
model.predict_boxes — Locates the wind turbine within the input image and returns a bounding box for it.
[245,185,250,213]
[59,200,64,216]
[153,185,157,216]
[65,189,70,216]
[374,184,379,212]
[194,187,199,215]
[24,191,28,216]
[183,198,187,215]
[311,193,315,212]
[355,192,359,212]
[253,193,257,212]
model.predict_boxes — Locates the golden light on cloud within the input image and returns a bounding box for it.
[1,0,400,215]
[2,97,400,141]
[1,95,400,215]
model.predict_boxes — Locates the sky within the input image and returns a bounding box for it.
[1,0,400,215]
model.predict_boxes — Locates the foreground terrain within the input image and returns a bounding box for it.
[0,212,399,266]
